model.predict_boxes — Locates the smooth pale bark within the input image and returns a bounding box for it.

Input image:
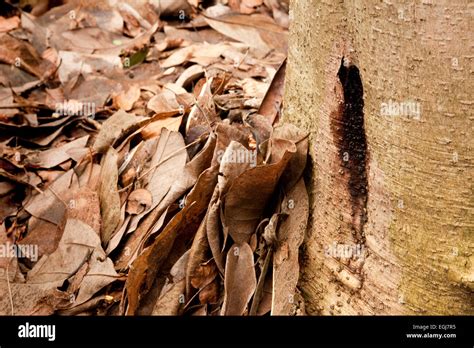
[284,0,473,314]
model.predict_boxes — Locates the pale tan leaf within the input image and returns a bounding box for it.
[126,188,153,215]
[221,242,256,315]
[27,219,100,285]
[240,0,263,14]
[26,218,117,306]
[152,279,185,315]
[114,85,141,111]
[92,110,143,154]
[271,178,308,315]
[217,140,255,196]
[272,123,309,190]
[258,58,286,124]
[0,282,70,315]
[31,135,89,169]
[203,11,287,54]
[67,186,101,235]
[147,90,181,114]
[175,64,204,87]
[99,148,121,245]
[75,248,118,304]
[141,116,182,139]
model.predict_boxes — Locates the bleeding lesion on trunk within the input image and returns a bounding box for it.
[330,57,368,245]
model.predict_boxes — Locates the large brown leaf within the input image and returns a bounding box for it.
[21,170,75,258]
[92,110,144,154]
[115,132,213,270]
[28,135,89,169]
[0,34,55,79]
[221,242,256,315]
[27,219,109,284]
[203,10,288,54]
[186,218,207,285]
[223,139,295,244]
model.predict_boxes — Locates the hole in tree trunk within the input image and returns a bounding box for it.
[331,57,368,241]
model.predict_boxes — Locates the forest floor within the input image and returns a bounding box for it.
[0,0,310,316]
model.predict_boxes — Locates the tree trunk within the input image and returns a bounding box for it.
[283,0,473,315]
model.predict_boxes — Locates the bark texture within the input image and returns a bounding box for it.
[284,0,473,314]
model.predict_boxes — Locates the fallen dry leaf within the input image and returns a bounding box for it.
[221,242,256,315]
[141,116,183,139]
[114,85,141,111]
[92,110,144,154]
[67,186,101,235]
[99,148,121,245]
[28,135,89,169]
[206,197,225,274]
[258,58,286,124]
[204,9,288,54]
[126,188,153,215]
[272,123,309,191]
[223,139,295,244]
[27,219,108,284]
[271,178,308,315]
[186,218,210,295]
[0,281,70,315]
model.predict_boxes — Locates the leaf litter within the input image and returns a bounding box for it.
[0,0,307,316]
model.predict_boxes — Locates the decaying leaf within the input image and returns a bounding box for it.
[152,279,186,315]
[26,219,102,283]
[258,59,286,125]
[92,110,144,154]
[206,198,225,274]
[221,242,256,315]
[66,186,102,235]
[204,8,288,54]
[99,148,121,245]
[126,188,153,215]
[0,282,70,315]
[114,85,141,111]
[223,139,296,244]
[272,123,309,190]
[141,116,183,139]
[271,178,308,315]
[125,158,219,314]
[29,135,89,169]
[186,218,210,295]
